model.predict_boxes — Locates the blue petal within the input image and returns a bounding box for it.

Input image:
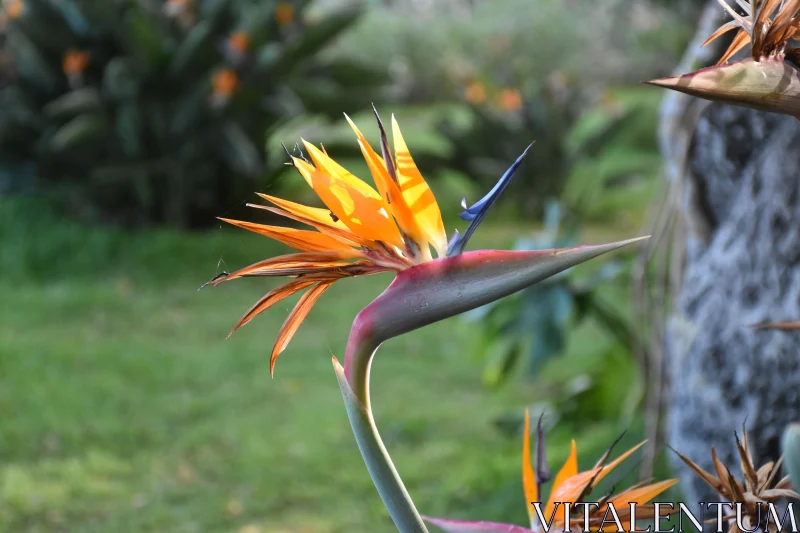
[447,142,534,256]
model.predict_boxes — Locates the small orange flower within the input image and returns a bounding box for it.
[274,2,294,26]
[498,88,523,111]
[227,31,249,54]
[62,50,90,76]
[464,81,487,105]
[5,0,23,19]
[212,68,238,96]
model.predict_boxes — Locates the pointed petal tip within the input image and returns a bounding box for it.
[643,76,679,88]
[520,141,535,158]
[555,235,649,257]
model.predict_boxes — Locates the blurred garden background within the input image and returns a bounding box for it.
[0,0,706,531]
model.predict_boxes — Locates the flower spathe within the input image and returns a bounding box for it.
[423,410,678,533]
[205,110,519,375]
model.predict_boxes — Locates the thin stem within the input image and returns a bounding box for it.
[335,320,428,533]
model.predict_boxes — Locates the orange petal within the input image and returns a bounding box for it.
[270,280,335,375]
[545,440,578,518]
[229,278,316,336]
[302,140,387,199]
[391,115,448,257]
[545,441,646,512]
[546,469,599,516]
[606,479,679,508]
[345,115,430,260]
[218,218,360,256]
[718,29,752,64]
[251,201,373,249]
[293,150,405,249]
[522,409,539,528]
[256,193,350,231]
[217,251,356,283]
[592,441,646,486]
[703,21,743,47]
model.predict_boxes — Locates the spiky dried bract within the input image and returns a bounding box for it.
[672,426,799,533]
[705,0,800,64]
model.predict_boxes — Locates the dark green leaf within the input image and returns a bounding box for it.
[48,113,110,154]
[103,58,140,99]
[43,88,104,119]
[220,122,261,176]
[169,20,215,78]
[273,7,362,75]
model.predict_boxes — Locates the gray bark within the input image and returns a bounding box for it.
[665,103,800,508]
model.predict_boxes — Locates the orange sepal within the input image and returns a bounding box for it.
[218,217,360,256]
[391,116,447,257]
[269,280,335,375]
[214,251,356,284]
[344,115,429,259]
[545,440,578,518]
[606,479,679,508]
[229,278,317,336]
[292,153,405,249]
[718,29,752,64]
[522,409,539,528]
[256,193,349,231]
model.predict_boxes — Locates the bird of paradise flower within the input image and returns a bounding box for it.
[207,108,648,533]
[204,108,532,375]
[424,410,678,533]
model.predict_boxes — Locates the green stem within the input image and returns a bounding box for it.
[333,329,428,533]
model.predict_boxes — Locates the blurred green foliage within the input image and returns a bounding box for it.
[445,86,661,435]
[325,0,683,223]
[437,86,663,221]
[0,0,385,227]
[328,0,691,104]
[463,201,637,390]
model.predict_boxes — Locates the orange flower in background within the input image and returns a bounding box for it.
[499,88,523,111]
[62,50,90,76]
[212,68,238,96]
[274,2,294,26]
[464,81,487,105]
[4,0,23,19]
[205,111,448,374]
[227,31,249,53]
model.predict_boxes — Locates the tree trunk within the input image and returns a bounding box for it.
[658,2,800,513]
[666,102,800,507]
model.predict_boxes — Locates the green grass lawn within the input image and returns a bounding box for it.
[0,197,676,533]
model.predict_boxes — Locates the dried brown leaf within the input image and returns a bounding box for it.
[736,431,760,490]
[670,446,726,494]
